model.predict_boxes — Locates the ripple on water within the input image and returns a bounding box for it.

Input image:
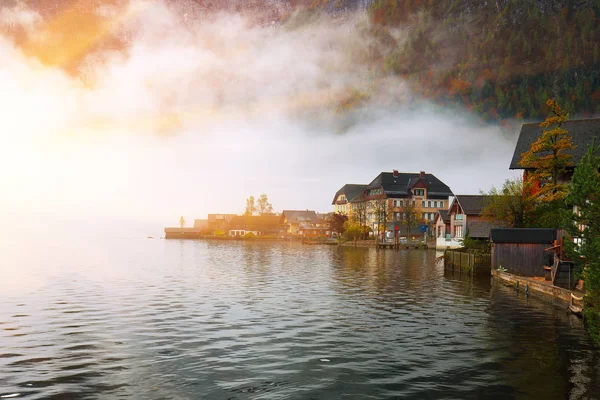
[1,241,600,398]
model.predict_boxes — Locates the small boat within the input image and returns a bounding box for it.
[569,293,583,317]
[147,236,154,239]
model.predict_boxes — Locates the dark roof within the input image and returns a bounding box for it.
[281,210,319,224]
[468,220,507,239]
[229,215,282,231]
[435,209,450,224]
[452,195,488,215]
[331,184,367,205]
[490,228,556,244]
[509,118,600,169]
[366,172,453,199]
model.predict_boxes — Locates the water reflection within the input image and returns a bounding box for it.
[1,240,599,399]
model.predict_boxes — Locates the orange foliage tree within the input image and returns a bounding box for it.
[520,100,575,203]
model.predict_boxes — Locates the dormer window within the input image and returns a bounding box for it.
[414,189,425,196]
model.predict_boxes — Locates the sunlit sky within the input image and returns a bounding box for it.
[0,0,520,235]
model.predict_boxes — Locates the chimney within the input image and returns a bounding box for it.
[420,171,425,178]
[393,169,399,177]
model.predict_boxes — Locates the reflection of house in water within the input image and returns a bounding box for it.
[228,214,282,237]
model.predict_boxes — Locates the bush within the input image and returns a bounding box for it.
[244,232,256,239]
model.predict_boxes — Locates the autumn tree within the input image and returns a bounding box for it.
[244,196,256,216]
[564,141,600,342]
[350,195,368,238]
[399,200,422,239]
[257,193,274,215]
[343,220,363,246]
[372,192,391,238]
[179,216,186,228]
[481,177,536,228]
[520,99,575,202]
[328,213,348,237]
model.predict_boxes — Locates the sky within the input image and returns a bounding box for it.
[0,0,521,235]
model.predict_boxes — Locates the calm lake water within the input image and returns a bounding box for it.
[2,237,600,399]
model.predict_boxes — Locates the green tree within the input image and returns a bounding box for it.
[481,177,536,228]
[245,196,256,216]
[520,100,575,202]
[564,141,600,342]
[256,193,274,215]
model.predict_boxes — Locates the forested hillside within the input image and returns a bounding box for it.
[363,0,600,122]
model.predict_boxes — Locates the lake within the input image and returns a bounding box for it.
[1,238,599,399]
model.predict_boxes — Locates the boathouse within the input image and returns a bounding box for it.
[490,228,556,277]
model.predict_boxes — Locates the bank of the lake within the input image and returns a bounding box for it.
[2,238,600,399]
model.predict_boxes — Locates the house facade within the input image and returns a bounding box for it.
[434,209,451,240]
[354,170,453,236]
[438,194,501,249]
[280,210,322,236]
[228,215,282,237]
[331,184,366,215]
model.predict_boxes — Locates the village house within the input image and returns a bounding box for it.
[434,209,451,240]
[510,118,600,183]
[331,184,367,215]
[207,214,237,234]
[228,214,282,237]
[351,170,453,235]
[440,194,502,249]
[280,210,325,236]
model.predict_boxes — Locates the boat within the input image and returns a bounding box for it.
[569,293,584,317]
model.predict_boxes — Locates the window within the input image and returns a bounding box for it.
[440,201,444,208]
[428,201,431,208]
[455,226,463,238]
[414,189,425,196]
[400,200,404,207]
[422,213,427,220]
[412,201,416,206]
[455,214,463,220]
[422,201,425,207]
[433,201,437,208]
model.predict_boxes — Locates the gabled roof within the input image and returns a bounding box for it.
[509,118,600,169]
[229,215,282,230]
[450,195,488,215]
[331,184,367,205]
[468,220,506,239]
[281,210,319,224]
[435,209,450,224]
[366,172,453,199]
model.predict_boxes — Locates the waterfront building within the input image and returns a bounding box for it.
[280,210,321,236]
[356,170,453,235]
[227,215,282,237]
[440,194,501,249]
[331,184,367,215]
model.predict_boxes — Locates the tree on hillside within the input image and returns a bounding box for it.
[520,99,575,202]
[245,196,256,216]
[328,213,348,237]
[179,216,186,228]
[564,140,600,342]
[399,200,422,239]
[481,177,536,228]
[257,193,274,215]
